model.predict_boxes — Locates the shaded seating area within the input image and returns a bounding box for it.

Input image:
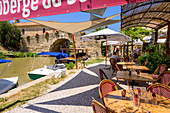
[92,67,170,113]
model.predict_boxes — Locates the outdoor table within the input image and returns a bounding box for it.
[104,89,170,113]
[123,65,149,70]
[116,71,154,88]
[117,62,136,65]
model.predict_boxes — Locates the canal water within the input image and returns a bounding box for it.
[0,57,56,85]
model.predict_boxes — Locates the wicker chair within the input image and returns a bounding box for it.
[110,58,118,76]
[99,79,118,106]
[154,71,170,85]
[99,69,109,81]
[92,100,109,113]
[150,64,167,79]
[147,83,170,99]
[110,58,116,70]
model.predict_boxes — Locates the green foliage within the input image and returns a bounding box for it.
[0,21,22,50]
[0,51,6,59]
[26,52,37,57]
[100,41,109,56]
[65,62,75,70]
[61,75,65,78]
[120,27,152,40]
[12,52,37,58]
[0,97,7,102]
[92,26,108,32]
[137,46,169,73]
[12,52,25,58]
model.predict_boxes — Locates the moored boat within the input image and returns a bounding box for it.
[0,76,18,94]
[0,59,18,94]
[27,52,68,80]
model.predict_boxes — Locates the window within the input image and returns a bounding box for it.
[22,29,25,35]
[43,28,45,33]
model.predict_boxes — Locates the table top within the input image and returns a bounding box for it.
[123,65,150,70]
[117,62,136,65]
[116,71,154,82]
[104,89,170,113]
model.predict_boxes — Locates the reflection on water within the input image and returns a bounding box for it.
[0,57,56,85]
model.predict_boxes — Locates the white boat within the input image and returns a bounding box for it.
[27,65,66,80]
[27,52,68,80]
[0,76,18,94]
[0,59,18,94]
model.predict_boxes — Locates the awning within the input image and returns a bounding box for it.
[0,0,150,21]
[121,0,170,30]
[0,59,11,64]
[83,8,106,17]
[37,52,68,59]
[79,28,131,42]
[26,14,120,34]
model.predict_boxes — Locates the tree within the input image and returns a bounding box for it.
[92,26,108,33]
[120,27,152,41]
[0,21,22,50]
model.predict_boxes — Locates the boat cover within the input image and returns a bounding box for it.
[37,52,68,60]
[0,59,11,64]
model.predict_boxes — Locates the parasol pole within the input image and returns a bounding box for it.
[72,34,78,69]
[105,40,107,66]
[123,44,125,58]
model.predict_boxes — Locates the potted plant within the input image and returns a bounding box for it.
[35,33,39,43]
[55,30,59,38]
[81,32,86,36]
[26,35,30,43]
[45,32,49,42]
[45,32,49,38]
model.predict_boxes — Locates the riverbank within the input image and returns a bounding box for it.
[0,69,78,112]
[0,57,105,112]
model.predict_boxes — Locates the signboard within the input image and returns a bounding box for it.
[0,0,150,21]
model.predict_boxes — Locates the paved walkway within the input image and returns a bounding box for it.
[5,61,147,113]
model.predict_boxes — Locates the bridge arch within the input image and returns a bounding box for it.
[49,38,70,53]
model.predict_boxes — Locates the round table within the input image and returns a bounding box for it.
[104,89,170,113]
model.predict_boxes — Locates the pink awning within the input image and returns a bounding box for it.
[0,0,150,21]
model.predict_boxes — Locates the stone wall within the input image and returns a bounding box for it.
[20,33,71,52]
[74,34,102,57]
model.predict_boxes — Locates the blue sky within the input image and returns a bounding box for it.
[16,5,121,32]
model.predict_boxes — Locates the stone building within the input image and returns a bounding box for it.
[15,21,102,56]
[15,21,71,52]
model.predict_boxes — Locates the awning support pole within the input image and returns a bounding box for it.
[123,44,125,58]
[154,30,158,45]
[126,42,129,57]
[105,40,107,65]
[72,34,78,69]
[167,22,170,54]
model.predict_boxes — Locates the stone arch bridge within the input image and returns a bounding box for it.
[21,33,70,53]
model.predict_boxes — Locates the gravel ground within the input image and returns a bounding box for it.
[4,61,147,113]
